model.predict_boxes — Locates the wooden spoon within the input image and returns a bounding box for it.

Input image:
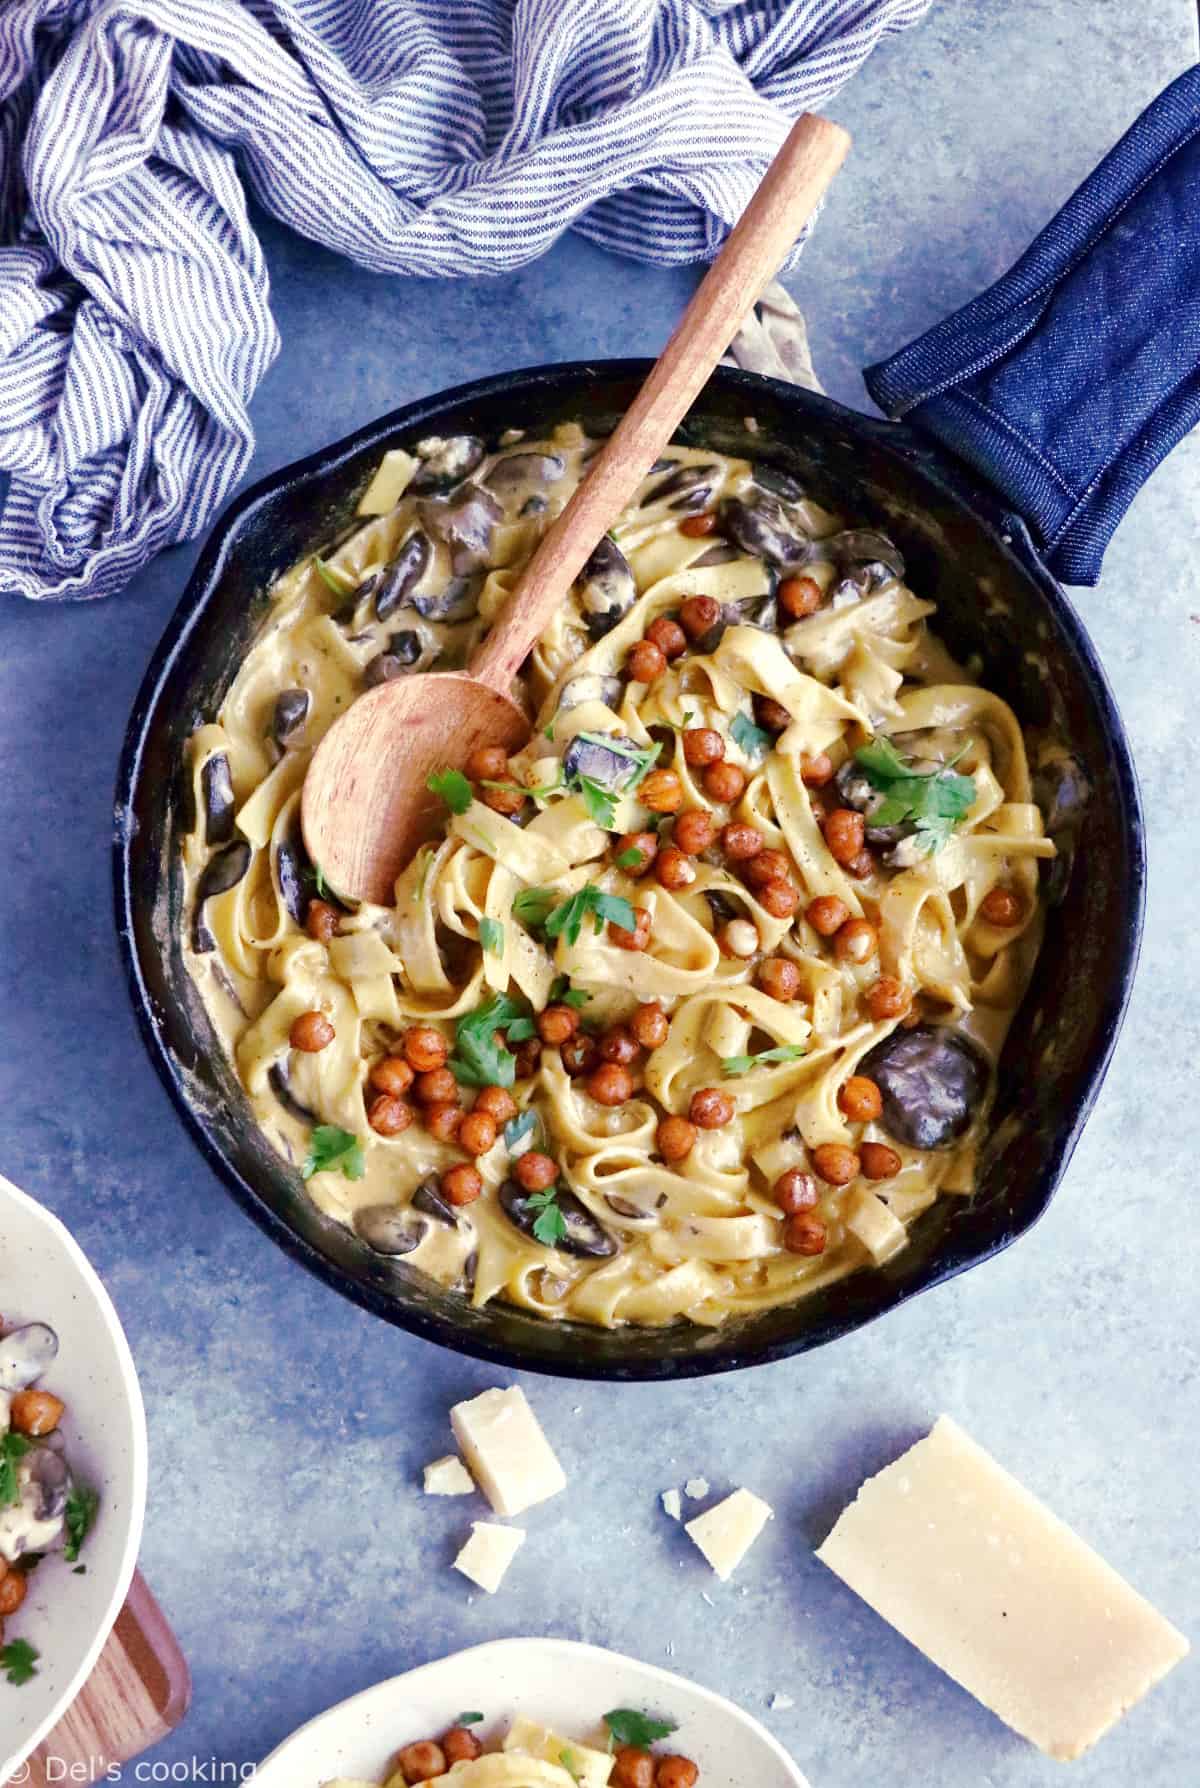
[302,112,850,904]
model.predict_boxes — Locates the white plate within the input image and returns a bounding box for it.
[254,1637,811,1788]
[0,1174,148,1782]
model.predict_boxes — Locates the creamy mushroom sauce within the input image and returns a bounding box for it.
[181,424,1055,1331]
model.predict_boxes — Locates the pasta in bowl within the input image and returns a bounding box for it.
[179,423,1055,1333]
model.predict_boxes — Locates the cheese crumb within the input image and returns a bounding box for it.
[770,1693,795,1711]
[661,1488,682,1521]
[684,1476,710,1500]
[422,1454,474,1497]
[450,1386,566,1518]
[685,1488,773,1581]
[453,1522,524,1595]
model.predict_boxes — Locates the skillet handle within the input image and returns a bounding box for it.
[863,65,1200,586]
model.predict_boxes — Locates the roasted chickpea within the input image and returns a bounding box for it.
[560,1033,599,1076]
[721,822,763,861]
[839,1075,883,1122]
[441,1728,483,1766]
[474,1084,517,1124]
[425,1103,464,1144]
[404,1026,449,1072]
[515,1150,558,1192]
[753,693,791,734]
[616,831,658,877]
[646,615,688,659]
[783,1214,828,1255]
[980,886,1024,926]
[861,1140,902,1181]
[679,511,718,538]
[10,1389,64,1436]
[690,1087,735,1129]
[799,751,834,787]
[656,1757,700,1788]
[822,807,866,865]
[655,846,697,890]
[640,769,684,813]
[845,847,876,880]
[673,808,716,855]
[611,908,652,950]
[632,1001,670,1050]
[628,639,667,683]
[834,917,878,964]
[368,1094,413,1137]
[720,918,760,959]
[480,781,526,816]
[778,574,823,620]
[305,898,341,943]
[682,727,724,768]
[0,1571,27,1616]
[678,593,721,640]
[812,1142,860,1185]
[757,957,801,1002]
[396,1742,446,1783]
[774,1168,819,1213]
[600,1025,642,1066]
[656,1114,697,1162]
[537,1003,580,1046]
[458,1109,498,1157]
[289,1010,334,1052]
[414,1066,459,1106]
[512,1036,543,1077]
[612,1748,655,1788]
[759,879,800,919]
[441,1163,484,1207]
[369,1056,414,1098]
[702,760,746,804]
[466,745,509,782]
[806,894,850,937]
[743,849,791,889]
[587,1062,634,1106]
[865,975,912,1022]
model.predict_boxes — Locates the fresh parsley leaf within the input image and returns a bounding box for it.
[457,1711,485,1726]
[302,1125,366,1181]
[615,845,647,870]
[72,1564,87,1575]
[549,975,590,1009]
[504,1016,536,1043]
[479,916,504,955]
[854,736,976,854]
[0,1639,39,1686]
[730,709,774,760]
[512,886,556,930]
[544,885,635,947]
[503,1110,539,1153]
[526,1186,567,1247]
[575,774,619,830]
[564,735,658,826]
[313,863,328,898]
[426,766,473,815]
[312,556,352,597]
[721,1043,806,1077]
[452,993,529,1088]
[604,1709,678,1750]
[543,720,556,740]
[0,1432,30,1507]
[63,1484,99,1564]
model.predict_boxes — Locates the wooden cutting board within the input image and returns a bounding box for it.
[25,1574,190,1787]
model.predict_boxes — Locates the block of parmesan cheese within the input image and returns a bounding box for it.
[450,1386,566,1517]
[453,1521,524,1595]
[685,1487,773,1580]
[422,1454,474,1496]
[817,1415,1189,1760]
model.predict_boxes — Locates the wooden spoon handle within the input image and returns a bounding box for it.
[467,111,850,695]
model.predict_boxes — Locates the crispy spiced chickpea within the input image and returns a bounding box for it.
[632,1001,670,1050]
[600,1024,642,1066]
[369,1056,414,1097]
[980,886,1024,927]
[655,846,697,890]
[839,1075,883,1122]
[441,1163,484,1207]
[414,1066,458,1106]
[845,847,876,880]
[10,1389,64,1437]
[754,693,791,734]
[611,908,652,951]
[587,1062,634,1106]
[289,1010,334,1052]
[757,956,801,1002]
[465,745,509,782]
[512,1036,542,1077]
[368,1094,413,1137]
[425,1103,463,1144]
[480,780,526,816]
[721,822,763,862]
[537,1003,580,1046]
[783,1214,828,1255]
[656,1757,700,1788]
[458,1109,498,1157]
[774,1168,819,1213]
[834,917,878,964]
[656,1114,697,1162]
[679,512,718,538]
[866,975,912,1022]
[404,1026,448,1072]
[474,1083,517,1124]
[0,1571,27,1617]
[778,573,823,620]
[396,1741,446,1783]
[702,759,746,804]
[628,638,667,683]
[799,751,834,788]
[759,879,800,919]
[720,918,760,959]
[640,769,684,814]
[806,894,850,937]
[673,809,716,855]
[612,1749,656,1788]
[822,807,866,865]
[812,1142,860,1185]
[560,1033,599,1076]
[861,1140,902,1181]
[515,1150,558,1192]
[646,615,688,660]
[690,1087,735,1129]
[744,849,791,889]
[441,1728,483,1767]
[616,831,658,877]
[679,593,721,640]
[682,727,724,768]
[305,898,341,943]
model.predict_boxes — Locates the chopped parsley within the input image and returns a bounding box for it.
[512,886,557,930]
[604,1709,678,1750]
[730,709,774,760]
[503,1109,540,1153]
[479,916,504,955]
[504,1016,536,1043]
[312,556,353,597]
[565,734,658,828]
[854,736,976,852]
[615,845,646,870]
[312,862,329,898]
[526,1186,567,1248]
[544,885,635,947]
[450,992,531,1087]
[63,1483,99,1564]
[0,1433,30,1506]
[549,974,590,1008]
[426,766,473,815]
[1,1639,39,1686]
[302,1125,366,1181]
[457,1711,484,1726]
[721,1043,806,1077]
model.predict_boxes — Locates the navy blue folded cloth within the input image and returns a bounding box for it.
[866,64,1200,586]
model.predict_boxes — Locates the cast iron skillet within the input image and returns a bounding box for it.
[114,361,1144,1379]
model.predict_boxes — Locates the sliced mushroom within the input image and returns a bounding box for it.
[689,542,740,568]
[28,1446,70,1522]
[642,463,718,508]
[375,531,431,621]
[499,1180,618,1259]
[201,754,235,846]
[0,1323,58,1392]
[418,484,501,570]
[562,732,640,792]
[408,434,485,495]
[720,495,810,568]
[193,841,251,952]
[274,831,310,925]
[411,574,480,624]
[484,451,565,513]
[753,463,805,503]
[727,591,778,632]
[353,1204,430,1257]
[860,1025,989,1151]
[604,1194,657,1224]
[363,629,427,687]
[269,1060,316,1124]
[574,536,636,640]
[703,890,742,928]
[558,672,623,713]
[412,1175,461,1228]
[272,689,311,750]
[823,529,905,583]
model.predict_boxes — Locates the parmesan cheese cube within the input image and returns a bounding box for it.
[452,1521,524,1595]
[685,1487,773,1580]
[817,1415,1190,1760]
[422,1454,475,1496]
[450,1386,566,1517]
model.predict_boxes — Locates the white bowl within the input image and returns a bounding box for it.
[0,1174,148,1781]
[254,1637,811,1788]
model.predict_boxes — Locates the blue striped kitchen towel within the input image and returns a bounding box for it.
[0,0,928,603]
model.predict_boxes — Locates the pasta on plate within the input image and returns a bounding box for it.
[181,424,1054,1331]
